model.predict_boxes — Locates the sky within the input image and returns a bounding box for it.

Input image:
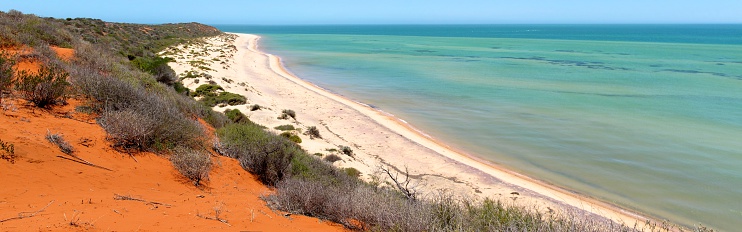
[1,0,741,25]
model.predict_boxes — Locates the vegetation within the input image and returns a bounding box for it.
[0,52,14,99]
[304,126,321,139]
[15,64,70,108]
[280,131,302,144]
[216,123,301,186]
[274,124,295,131]
[339,145,353,156]
[131,56,177,85]
[199,91,247,107]
[322,154,342,163]
[171,147,212,186]
[192,83,223,97]
[278,109,296,120]
[224,108,250,124]
[0,139,15,163]
[45,131,75,155]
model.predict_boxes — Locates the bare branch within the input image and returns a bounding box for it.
[381,166,418,201]
[113,194,172,207]
[0,200,54,223]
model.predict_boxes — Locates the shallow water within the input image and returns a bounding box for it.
[218,25,742,230]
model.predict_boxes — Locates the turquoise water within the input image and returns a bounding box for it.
[218,25,742,230]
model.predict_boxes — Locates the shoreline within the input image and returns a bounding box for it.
[166,33,658,228]
[246,34,650,226]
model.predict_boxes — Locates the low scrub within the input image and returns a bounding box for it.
[171,147,212,186]
[0,139,15,163]
[45,131,74,155]
[278,109,296,120]
[0,52,15,99]
[200,92,246,107]
[192,83,223,97]
[15,64,70,108]
[224,108,250,124]
[280,131,302,144]
[131,56,177,85]
[274,124,295,131]
[216,123,301,186]
[305,126,321,139]
[322,154,342,163]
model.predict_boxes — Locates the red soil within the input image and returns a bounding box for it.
[0,48,346,232]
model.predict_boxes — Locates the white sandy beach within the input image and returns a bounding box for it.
[163,33,651,227]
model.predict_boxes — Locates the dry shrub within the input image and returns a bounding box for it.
[0,51,15,99]
[305,126,321,139]
[216,123,301,186]
[45,131,74,154]
[171,147,212,186]
[15,64,70,108]
[322,154,342,163]
[0,139,15,163]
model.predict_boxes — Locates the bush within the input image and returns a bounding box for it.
[278,109,296,120]
[340,145,353,156]
[343,168,361,178]
[216,123,301,186]
[305,126,321,139]
[0,52,15,99]
[274,124,295,131]
[224,108,250,124]
[45,131,74,155]
[131,56,177,85]
[323,154,342,163]
[200,92,246,107]
[171,147,212,186]
[192,83,223,97]
[97,91,205,152]
[280,131,302,143]
[15,64,70,108]
[0,139,15,163]
[250,104,261,111]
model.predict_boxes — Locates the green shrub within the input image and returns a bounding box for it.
[97,90,205,152]
[280,131,302,143]
[192,83,223,97]
[216,123,301,186]
[224,108,250,124]
[0,52,15,99]
[171,147,212,186]
[343,167,361,178]
[323,154,342,163]
[15,64,70,108]
[173,82,189,95]
[131,56,177,85]
[274,124,295,131]
[200,92,247,107]
[305,126,321,139]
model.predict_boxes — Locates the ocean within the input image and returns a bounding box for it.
[217,25,742,230]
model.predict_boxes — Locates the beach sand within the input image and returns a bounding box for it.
[164,33,652,227]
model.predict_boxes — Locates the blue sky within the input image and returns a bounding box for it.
[2,0,741,24]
